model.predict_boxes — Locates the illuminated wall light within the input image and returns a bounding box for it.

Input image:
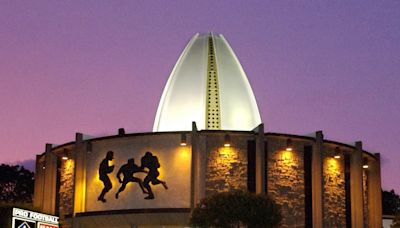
[224,134,231,147]
[180,133,187,146]
[363,158,369,169]
[334,147,341,159]
[62,148,69,160]
[285,138,293,151]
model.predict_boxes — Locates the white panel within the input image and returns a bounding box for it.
[153,33,262,132]
[153,34,207,131]
[214,34,262,130]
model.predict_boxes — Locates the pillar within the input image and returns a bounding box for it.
[368,153,382,227]
[73,133,87,214]
[351,141,364,228]
[42,143,58,214]
[312,131,323,227]
[191,122,206,207]
[255,123,265,194]
[33,154,45,210]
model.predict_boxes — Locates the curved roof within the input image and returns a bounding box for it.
[153,33,262,131]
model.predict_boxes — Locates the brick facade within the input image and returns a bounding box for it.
[363,169,369,227]
[322,147,346,227]
[205,134,248,195]
[267,138,306,228]
[59,159,74,228]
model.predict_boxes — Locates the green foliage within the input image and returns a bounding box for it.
[0,164,34,203]
[383,190,400,215]
[391,214,400,228]
[0,202,35,228]
[190,191,282,228]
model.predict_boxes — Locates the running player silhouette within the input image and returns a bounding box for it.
[98,151,114,203]
[141,151,168,199]
[115,158,148,199]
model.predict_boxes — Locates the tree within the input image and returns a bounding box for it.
[383,190,400,215]
[0,164,34,203]
[190,191,282,228]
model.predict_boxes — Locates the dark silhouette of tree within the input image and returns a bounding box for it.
[383,189,400,215]
[190,191,282,228]
[0,164,34,203]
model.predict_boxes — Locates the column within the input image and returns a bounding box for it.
[42,143,58,214]
[368,153,382,227]
[351,141,364,228]
[255,123,265,194]
[73,133,87,214]
[191,122,206,207]
[33,154,45,210]
[312,131,323,227]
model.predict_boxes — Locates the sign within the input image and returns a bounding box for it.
[12,208,59,228]
[12,219,35,228]
[37,223,59,228]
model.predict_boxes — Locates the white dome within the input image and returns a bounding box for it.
[153,33,262,131]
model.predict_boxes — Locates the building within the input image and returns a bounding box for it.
[34,33,382,228]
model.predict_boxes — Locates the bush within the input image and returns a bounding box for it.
[392,214,400,228]
[190,191,282,228]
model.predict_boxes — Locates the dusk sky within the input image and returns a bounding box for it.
[1,1,399,192]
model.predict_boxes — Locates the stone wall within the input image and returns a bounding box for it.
[59,158,75,228]
[205,134,248,195]
[267,137,306,228]
[322,146,346,227]
[363,169,368,227]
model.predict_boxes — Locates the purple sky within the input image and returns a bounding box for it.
[1,1,399,192]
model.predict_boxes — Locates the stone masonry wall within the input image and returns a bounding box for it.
[322,146,346,227]
[267,137,306,228]
[363,169,369,227]
[205,134,248,195]
[59,158,74,228]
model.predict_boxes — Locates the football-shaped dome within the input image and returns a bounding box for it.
[153,33,262,131]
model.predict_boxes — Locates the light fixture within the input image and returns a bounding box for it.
[363,158,369,169]
[224,134,231,147]
[285,138,293,151]
[62,149,69,160]
[334,147,341,159]
[180,133,187,146]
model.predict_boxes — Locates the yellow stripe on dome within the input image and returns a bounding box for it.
[205,35,221,130]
